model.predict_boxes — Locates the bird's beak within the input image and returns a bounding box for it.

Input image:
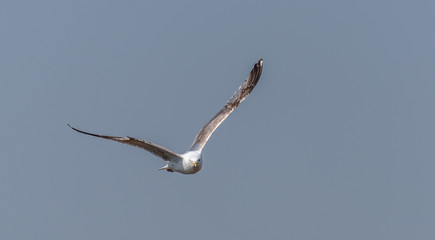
[193,162,198,167]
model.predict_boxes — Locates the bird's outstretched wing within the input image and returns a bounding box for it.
[68,124,183,162]
[190,58,263,151]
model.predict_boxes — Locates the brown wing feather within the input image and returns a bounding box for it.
[190,58,263,151]
[68,124,182,161]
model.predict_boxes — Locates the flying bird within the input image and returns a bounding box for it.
[68,58,263,174]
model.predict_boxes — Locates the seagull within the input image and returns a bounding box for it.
[68,58,263,174]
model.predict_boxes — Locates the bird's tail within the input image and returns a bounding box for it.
[158,165,173,172]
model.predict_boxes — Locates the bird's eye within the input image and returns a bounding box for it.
[198,159,201,161]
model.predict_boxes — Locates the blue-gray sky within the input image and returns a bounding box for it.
[1,0,434,239]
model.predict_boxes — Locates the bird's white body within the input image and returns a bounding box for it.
[69,59,263,174]
[161,150,202,174]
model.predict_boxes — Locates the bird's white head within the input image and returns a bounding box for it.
[191,157,202,170]
[182,150,203,173]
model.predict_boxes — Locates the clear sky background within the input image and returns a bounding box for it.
[1,0,434,239]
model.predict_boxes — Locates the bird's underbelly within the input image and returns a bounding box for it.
[171,162,201,174]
